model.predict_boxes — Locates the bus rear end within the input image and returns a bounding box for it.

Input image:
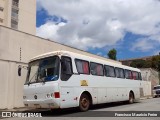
[23,55,61,109]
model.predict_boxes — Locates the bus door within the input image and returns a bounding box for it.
[59,56,77,108]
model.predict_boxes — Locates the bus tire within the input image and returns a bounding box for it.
[128,92,134,104]
[79,94,90,112]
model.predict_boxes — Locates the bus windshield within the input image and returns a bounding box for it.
[25,56,60,84]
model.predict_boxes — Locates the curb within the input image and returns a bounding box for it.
[140,96,153,100]
[0,107,34,112]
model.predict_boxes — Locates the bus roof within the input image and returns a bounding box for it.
[30,50,140,72]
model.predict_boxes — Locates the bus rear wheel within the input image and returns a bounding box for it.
[79,94,90,112]
[128,92,134,104]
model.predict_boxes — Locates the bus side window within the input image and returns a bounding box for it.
[104,65,115,77]
[90,62,104,76]
[132,71,139,80]
[138,72,142,80]
[119,68,125,78]
[61,56,73,81]
[115,67,125,78]
[125,70,132,79]
[75,59,90,74]
[115,68,120,78]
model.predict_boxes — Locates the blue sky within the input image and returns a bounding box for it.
[36,0,160,60]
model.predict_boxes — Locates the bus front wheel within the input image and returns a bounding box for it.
[79,94,90,112]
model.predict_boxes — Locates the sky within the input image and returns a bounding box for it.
[36,0,160,60]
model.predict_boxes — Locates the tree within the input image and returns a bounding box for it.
[107,48,117,60]
[151,56,160,71]
[151,55,160,84]
[130,59,147,68]
[143,60,152,68]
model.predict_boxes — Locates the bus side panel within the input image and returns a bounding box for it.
[97,88,107,104]
[126,87,140,100]
[117,88,128,101]
[91,88,98,105]
[132,87,140,100]
[106,88,118,102]
[75,87,98,105]
[60,87,77,108]
[60,86,98,108]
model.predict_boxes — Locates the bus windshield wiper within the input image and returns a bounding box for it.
[38,78,46,84]
[27,81,31,86]
[41,79,46,84]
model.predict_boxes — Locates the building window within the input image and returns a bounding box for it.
[0,7,4,11]
[11,19,18,29]
[11,8,19,20]
[11,0,19,29]
[12,0,19,7]
[0,18,3,23]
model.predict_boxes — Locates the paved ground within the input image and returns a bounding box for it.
[1,97,160,120]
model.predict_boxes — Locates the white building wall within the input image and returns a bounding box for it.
[0,26,121,109]
[18,0,36,35]
[0,60,9,109]
[0,60,27,109]
[141,69,151,81]
[0,0,36,35]
[140,81,151,97]
[140,68,159,96]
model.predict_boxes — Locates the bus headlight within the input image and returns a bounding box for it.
[46,94,51,98]
[51,93,54,98]
[46,93,59,98]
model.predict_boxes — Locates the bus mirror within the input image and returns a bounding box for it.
[18,65,28,76]
[18,65,22,76]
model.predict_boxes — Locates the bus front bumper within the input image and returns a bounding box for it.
[23,99,60,109]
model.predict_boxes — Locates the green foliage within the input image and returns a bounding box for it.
[151,56,160,71]
[130,59,146,68]
[143,60,152,68]
[150,55,160,84]
[107,48,117,60]
[130,55,160,71]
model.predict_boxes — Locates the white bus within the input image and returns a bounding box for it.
[22,51,142,111]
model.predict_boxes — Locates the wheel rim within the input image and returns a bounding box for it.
[81,97,89,108]
[129,93,133,103]
[79,94,90,111]
[129,96,133,102]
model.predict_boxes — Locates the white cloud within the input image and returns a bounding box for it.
[131,38,155,52]
[36,0,160,51]
[36,22,65,42]
[153,50,160,55]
